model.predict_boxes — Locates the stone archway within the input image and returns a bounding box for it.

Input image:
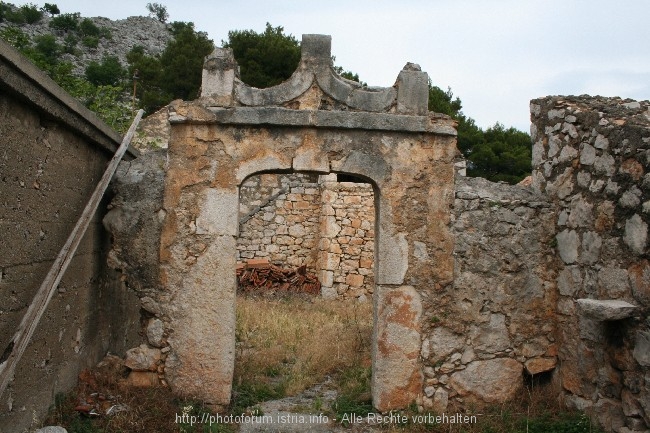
[158,34,457,412]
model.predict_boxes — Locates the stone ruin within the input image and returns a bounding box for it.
[103,34,650,432]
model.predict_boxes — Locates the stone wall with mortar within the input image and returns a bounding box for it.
[531,96,650,432]
[417,175,557,412]
[0,40,141,432]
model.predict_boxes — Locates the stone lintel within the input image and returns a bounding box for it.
[576,298,639,321]
[198,107,455,134]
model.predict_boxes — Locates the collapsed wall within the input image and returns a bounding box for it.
[531,96,650,432]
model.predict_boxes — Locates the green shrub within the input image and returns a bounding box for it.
[79,18,100,37]
[63,33,78,54]
[49,12,79,31]
[0,27,31,50]
[81,35,99,48]
[85,55,124,86]
[34,34,60,63]
[4,6,25,24]
[20,3,42,23]
[41,3,60,16]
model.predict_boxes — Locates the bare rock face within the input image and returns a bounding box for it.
[449,358,523,404]
[103,150,166,304]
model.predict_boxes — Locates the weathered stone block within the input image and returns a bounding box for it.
[633,331,650,367]
[195,188,239,236]
[557,229,580,264]
[577,298,639,321]
[146,318,165,348]
[524,357,557,375]
[624,214,648,255]
[373,285,423,412]
[125,344,161,371]
[449,358,523,404]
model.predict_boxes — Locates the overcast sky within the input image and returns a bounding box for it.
[48,0,650,132]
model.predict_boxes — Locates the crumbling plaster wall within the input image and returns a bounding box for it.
[531,96,650,432]
[0,40,141,432]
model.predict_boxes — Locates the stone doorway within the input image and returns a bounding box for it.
[158,34,457,412]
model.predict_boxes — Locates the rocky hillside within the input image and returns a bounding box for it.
[0,7,173,75]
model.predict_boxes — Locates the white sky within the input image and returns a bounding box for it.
[45,0,650,131]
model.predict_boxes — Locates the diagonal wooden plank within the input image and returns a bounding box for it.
[0,109,144,398]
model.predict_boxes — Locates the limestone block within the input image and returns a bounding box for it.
[146,318,165,348]
[580,231,602,264]
[200,48,236,104]
[432,388,449,413]
[373,285,423,412]
[580,143,596,165]
[376,230,408,285]
[125,344,161,371]
[594,153,616,176]
[165,236,236,407]
[524,357,557,375]
[236,154,291,183]
[195,188,238,236]
[556,229,580,264]
[629,260,650,306]
[449,358,523,404]
[558,266,582,296]
[396,67,429,115]
[597,266,630,298]
[427,327,465,363]
[633,331,650,367]
[346,273,364,287]
[470,313,511,353]
[35,427,68,433]
[293,148,329,173]
[321,216,341,237]
[35,428,68,433]
[577,299,639,321]
[624,214,648,255]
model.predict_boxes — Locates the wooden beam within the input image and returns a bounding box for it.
[0,110,144,398]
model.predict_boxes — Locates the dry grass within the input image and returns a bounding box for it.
[234,294,373,401]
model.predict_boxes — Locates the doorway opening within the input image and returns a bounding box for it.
[233,171,376,413]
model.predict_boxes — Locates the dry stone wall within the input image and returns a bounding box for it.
[531,96,650,432]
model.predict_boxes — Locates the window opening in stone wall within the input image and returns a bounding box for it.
[233,171,375,415]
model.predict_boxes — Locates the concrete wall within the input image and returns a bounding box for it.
[0,40,141,432]
[530,96,650,432]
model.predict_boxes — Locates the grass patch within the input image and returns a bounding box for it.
[233,294,373,410]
